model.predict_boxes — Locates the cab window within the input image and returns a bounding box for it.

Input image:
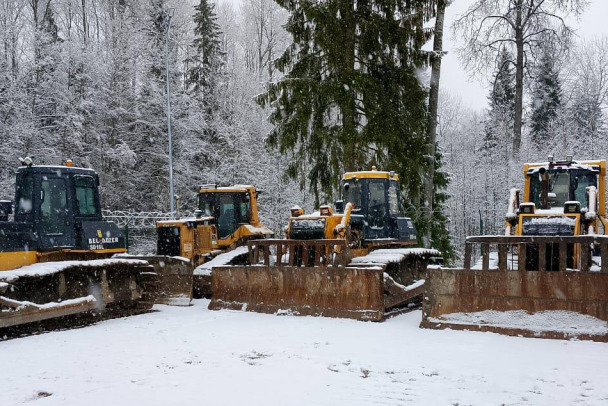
[343,181,362,210]
[75,176,99,216]
[368,180,387,228]
[388,181,399,215]
[16,176,34,214]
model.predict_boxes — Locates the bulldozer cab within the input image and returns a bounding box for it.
[526,164,600,210]
[197,185,273,247]
[0,160,126,271]
[199,189,252,239]
[340,168,416,243]
[14,165,120,250]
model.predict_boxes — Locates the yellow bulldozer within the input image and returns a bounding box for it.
[422,157,608,341]
[155,184,273,297]
[0,158,165,329]
[210,167,441,321]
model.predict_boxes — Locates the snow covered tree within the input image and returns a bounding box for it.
[186,0,224,99]
[257,0,435,206]
[566,38,608,150]
[529,42,561,147]
[484,48,515,152]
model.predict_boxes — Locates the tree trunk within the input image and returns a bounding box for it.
[81,0,88,43]
[341,1,357,172]
[422,0,446,248]
[513,0,524,155]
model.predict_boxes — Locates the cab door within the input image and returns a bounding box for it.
[365,179,390,239]
[38,176,75,248]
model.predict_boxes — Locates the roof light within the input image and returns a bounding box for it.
[319,205,333,216]
[371,166,377,171]
[290,206,304,217]
[548,155,554,163]
[564,201,580,214]
[19,157,34,167]
[65,159,73,167]
[519,202,535,214]
[566,155,573,163]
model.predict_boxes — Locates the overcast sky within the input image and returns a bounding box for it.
[219,0,608,111]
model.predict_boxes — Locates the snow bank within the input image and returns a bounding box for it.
[2,301,608,406]
[429,310,608,336]
[194,246,249,276]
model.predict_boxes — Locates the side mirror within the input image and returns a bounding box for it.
[194,209,203,218]
[335,200,345,213]
[343,183,350,192]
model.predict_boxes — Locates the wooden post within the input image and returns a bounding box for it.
[263,245,270,266]
[559,241,567,272]
[580,243,590,272]
[276,244,283,267]
[289,244,296,266]
[538,242,546,272]
[601,241,608,273]
[498,244,508,271]
[248,244,254,265]
[518,243,527,272]
[253,244,260,264]
[302,245,308,267]
[482,243,490,271]
[464,242,472,270]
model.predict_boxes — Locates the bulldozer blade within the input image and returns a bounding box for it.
[131,256,193,306]
[193,247,250,298]
[0,296,99,329]
[421,268,608,342]
[209,266,386,321]
[0,259,156,329]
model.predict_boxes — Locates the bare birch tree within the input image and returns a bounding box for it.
[452,0,588,155]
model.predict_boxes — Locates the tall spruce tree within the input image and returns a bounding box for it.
[257,0,435,206]
[484,48,515,151]
[530,43,561,146]
[186,0,224,99]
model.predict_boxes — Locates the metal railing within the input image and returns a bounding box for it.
[464,235,608,272]
[247,239,347,267]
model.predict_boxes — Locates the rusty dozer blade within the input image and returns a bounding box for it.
[209,240,437,321]
[130,256,194,306]
[421,235,608,342]
[193,247,250,298]
[0,259,157,329]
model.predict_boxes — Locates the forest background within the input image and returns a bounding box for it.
[1,0,607,260]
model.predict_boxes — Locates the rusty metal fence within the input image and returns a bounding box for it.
[464,235,608,272]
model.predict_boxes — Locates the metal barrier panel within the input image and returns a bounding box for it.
[421,268,608,341]
[209,266,385,321]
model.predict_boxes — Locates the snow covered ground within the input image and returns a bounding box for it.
[1,301,607,406]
